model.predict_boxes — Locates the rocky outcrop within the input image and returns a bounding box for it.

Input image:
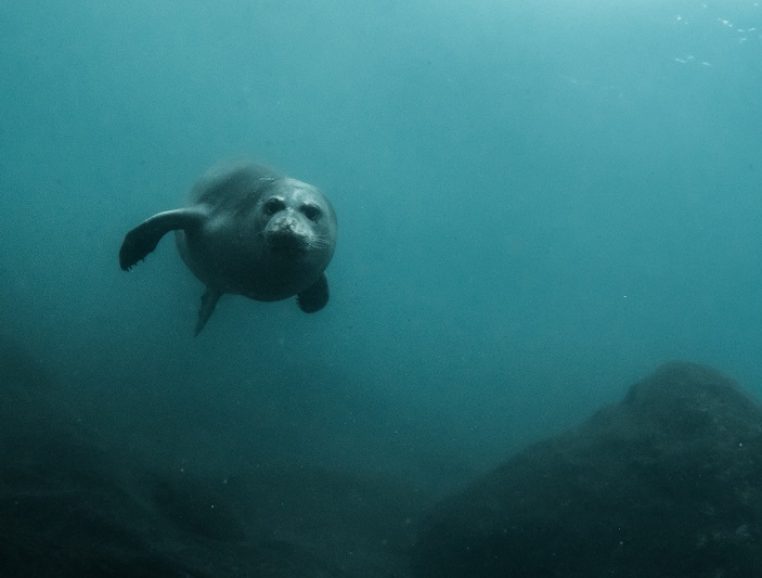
[412,362,762,578]
[7,340,760,578]
[0,338,419,578]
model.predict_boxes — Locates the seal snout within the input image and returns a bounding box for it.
[266,224,309,255]
[271,214,300,234]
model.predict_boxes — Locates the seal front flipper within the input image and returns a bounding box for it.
[195,288,222,336]
[119,208,206,271]
[297,273,329,313]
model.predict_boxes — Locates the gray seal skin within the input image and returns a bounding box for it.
[119,161,337,334]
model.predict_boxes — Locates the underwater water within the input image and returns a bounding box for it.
[1,0,761,576]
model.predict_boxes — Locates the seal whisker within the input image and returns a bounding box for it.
[307,239,331,250]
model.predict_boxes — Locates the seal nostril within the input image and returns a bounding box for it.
[281,218,298,232]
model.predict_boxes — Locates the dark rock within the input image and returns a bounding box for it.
[0,337,421,577]
[411,362,762,578]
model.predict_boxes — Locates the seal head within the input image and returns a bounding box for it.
[259,178,335,266]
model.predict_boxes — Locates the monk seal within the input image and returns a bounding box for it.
[119,161,337,334]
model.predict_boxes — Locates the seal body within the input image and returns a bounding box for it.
[119,161,337,334]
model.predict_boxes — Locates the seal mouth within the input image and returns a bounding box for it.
[266,231,309,256]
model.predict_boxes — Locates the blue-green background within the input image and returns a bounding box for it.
[2,0,761,487]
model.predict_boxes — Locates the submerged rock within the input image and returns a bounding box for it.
[0,338,419,578]
[411,362,762,578]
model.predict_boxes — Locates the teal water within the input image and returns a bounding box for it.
[1,0,761,509]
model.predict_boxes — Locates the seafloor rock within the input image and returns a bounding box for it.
[0,337,419,578]
[411,362,762,578]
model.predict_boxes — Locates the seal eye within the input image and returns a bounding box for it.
[301,204,322,222]
[263,198,286,216]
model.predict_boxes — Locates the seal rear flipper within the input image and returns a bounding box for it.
[119,208,206,271]
[297,273,329,313]
[195,288,222,336]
